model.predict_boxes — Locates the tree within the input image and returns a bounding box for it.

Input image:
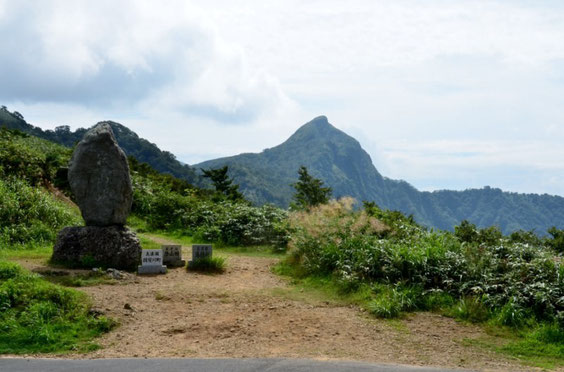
[201,166,244,201]
[291,166,332,210]
[547,226,564,253]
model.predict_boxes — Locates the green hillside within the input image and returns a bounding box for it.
[0,107,199,184]
[196,116,564,235]
[197,116,390,206]
[3,106,562,234]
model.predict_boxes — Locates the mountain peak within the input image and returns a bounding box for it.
[284,116,358,149]
[302,115,331,131]
[310,115,329,124]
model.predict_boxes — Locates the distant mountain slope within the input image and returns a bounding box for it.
[196,116,564,234]
[0,107,198,184]
[197,116,390,206]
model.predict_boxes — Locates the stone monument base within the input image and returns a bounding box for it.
[137,265,167,274]
[52,226,141,271]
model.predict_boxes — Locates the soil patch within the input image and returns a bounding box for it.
[7,238,546,371]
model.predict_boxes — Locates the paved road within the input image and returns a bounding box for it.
[0,358,473,372]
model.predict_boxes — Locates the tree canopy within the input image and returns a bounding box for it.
[201,166,244,201]
[291,165,332,210]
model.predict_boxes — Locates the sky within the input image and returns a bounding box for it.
[1,0,564,196]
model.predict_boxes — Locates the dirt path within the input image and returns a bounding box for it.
[12,237,542,371]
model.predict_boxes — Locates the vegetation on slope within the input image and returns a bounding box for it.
[4,106,563,235]
[281,199,564,366]
[0,128,113,354]
[196,116,564,235]
[130,159,288,248]
[0,106,199,184]
[0,261,116,353]
[2,109,563,365]
[0,128,82,248]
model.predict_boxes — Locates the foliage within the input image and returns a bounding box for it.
[187,256,226,274]
[4,107,564,235]
[193,116,564,235]
[547,227,564,254]
[0,177,81,247]
[290,166,332,210]
[509,229,543,246]
[201,166,244,201]
[454,220,503,246]
[501,323,564,368]
[131,162,289,247]
[0,261,116,354]
[0,108,199,184]
[367,284,423,318]
[0,127,71,185]
[286,203,564,328]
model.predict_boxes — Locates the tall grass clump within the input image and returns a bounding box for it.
[186,256,226,274]
[0,261,116,353]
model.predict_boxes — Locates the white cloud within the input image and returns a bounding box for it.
[2,0,564,197]
[0,0,292,123]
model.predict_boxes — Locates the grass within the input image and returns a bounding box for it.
[499,323,564,369]
[38,269,117,287]
[187,256,226,274]
[138,234,162,250]
[0,261,116,354]
[0,243,52,261]
[272,260,373,307]
[462,324,564,370]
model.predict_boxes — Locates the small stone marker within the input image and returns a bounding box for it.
[138,249,167,274]
[192,244,212,260]
[162,245,185,267]
[188,244,212,268]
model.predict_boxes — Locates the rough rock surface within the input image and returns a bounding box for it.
[52,226,141,271]
[68,122,132,226]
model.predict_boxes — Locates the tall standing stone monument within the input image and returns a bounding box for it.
[51,123,141,270]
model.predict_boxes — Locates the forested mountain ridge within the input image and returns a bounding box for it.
[2,106,563,234]
[0,107,199,184]
[196,116,564,234]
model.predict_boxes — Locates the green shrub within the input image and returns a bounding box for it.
[131,172,289,247]
[509,229,542,246]
[0,261,23,280]
[454,220,479,243]
[547,227,564,254]
[286,204,564,324]
[454,220,503,246]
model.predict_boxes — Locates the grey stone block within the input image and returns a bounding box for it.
[52,226,141,271]
[137,265,167,274]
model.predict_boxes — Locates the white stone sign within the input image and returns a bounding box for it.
[162,245,185,267]
[138,249,167,274]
